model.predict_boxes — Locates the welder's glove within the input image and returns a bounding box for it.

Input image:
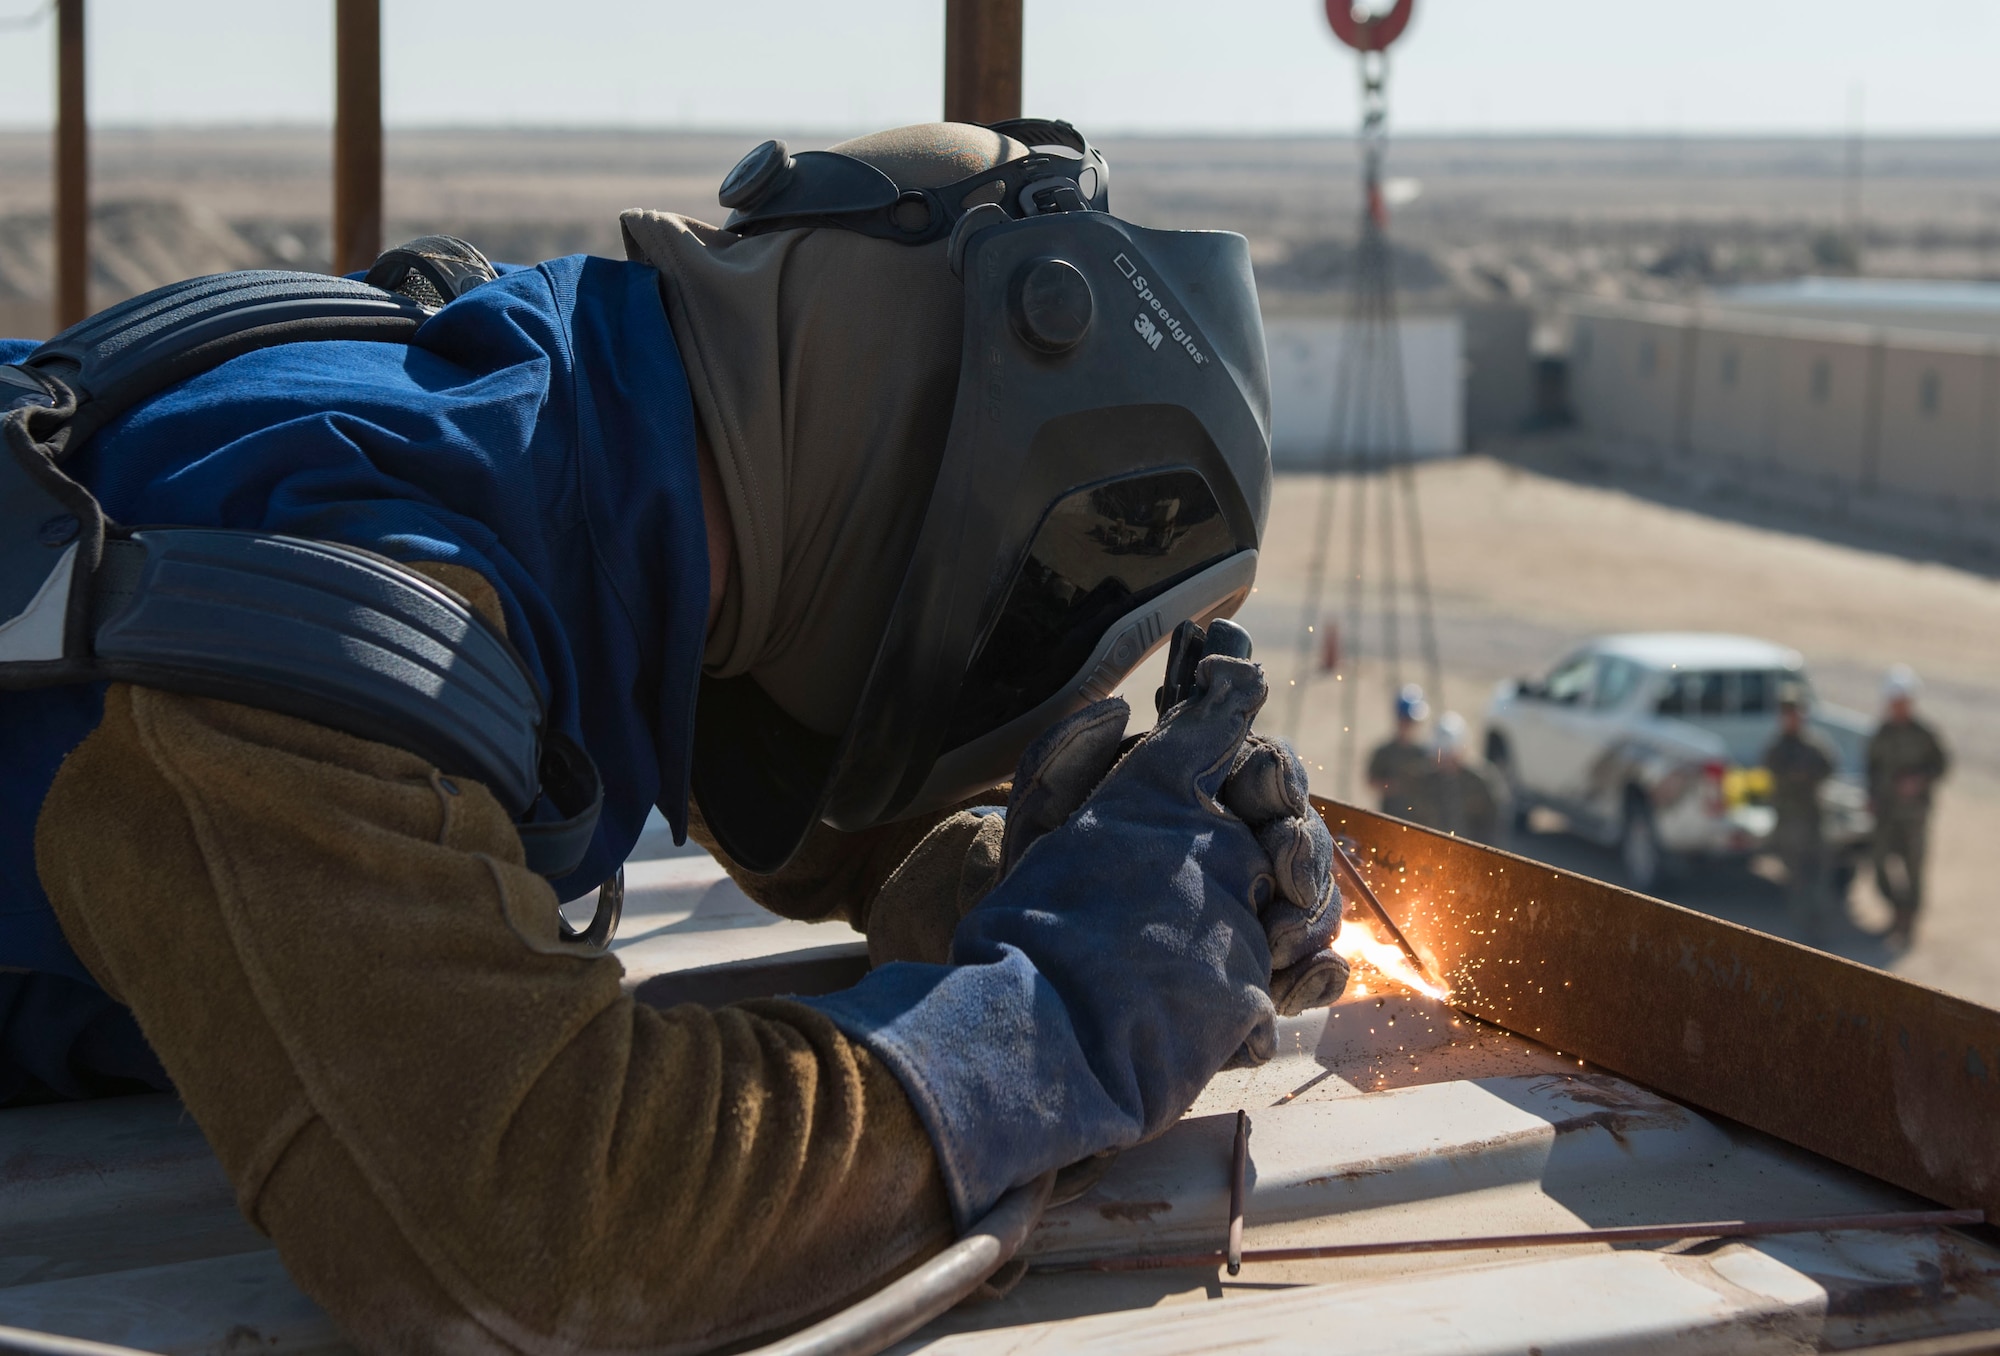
[1000,692,1349,1020]
[801,655,1277,1228]
[1220,733,1350,1016]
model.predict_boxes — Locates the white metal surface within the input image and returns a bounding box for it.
[1264,314,1465,465]
[5,844,1997,1355]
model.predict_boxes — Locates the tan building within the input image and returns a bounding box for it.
[1567,280,2000,546]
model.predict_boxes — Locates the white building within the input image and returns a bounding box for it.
[1264,312,1466,467]
[1566,279,2000,544]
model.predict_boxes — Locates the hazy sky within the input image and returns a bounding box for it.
[0,0,1994,136]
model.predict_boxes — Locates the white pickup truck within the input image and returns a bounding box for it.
[1483,633,1873,892]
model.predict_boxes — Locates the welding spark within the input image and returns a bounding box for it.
[1332,917,1449,1002]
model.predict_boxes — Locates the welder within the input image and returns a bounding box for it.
[0,122,1346,1351]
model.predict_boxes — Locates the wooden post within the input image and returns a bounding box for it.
[54,0,86,329]
[944,0,1022,125]
[332,0,382,276]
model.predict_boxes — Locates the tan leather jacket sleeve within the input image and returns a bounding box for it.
[34,578,953,1355]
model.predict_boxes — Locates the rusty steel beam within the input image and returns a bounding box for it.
[944,0,1021,125]
[54,0,86,329]
[332,0,382,276]
[1313,796,2000,1223]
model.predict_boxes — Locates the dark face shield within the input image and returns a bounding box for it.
[694,209,1270,872]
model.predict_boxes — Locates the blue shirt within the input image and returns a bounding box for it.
[1,255,708,1008]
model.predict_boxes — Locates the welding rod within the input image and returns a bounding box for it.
[1226,1110,1249,1276]
[1329,837,1432,980]
[1032,1207,1987,1274]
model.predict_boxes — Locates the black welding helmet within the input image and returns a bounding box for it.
[693,120,1272,872]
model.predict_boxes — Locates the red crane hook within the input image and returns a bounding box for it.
[1325,0,1415,53]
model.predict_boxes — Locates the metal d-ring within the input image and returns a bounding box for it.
[558,867,624,948]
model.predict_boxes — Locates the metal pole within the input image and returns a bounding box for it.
[943,0,1021,124]
[332,0,381,276]
[54,0,86,329]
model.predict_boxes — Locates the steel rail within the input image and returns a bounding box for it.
[0,1326,159,1356]
[1226,1110,1250,1276]
[1033,1207,1987,1274]
[742,1171,1054,1356]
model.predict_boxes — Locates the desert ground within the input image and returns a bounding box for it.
[1232,446,2000,1009]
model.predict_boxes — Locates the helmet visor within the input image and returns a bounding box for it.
[945,467,1236,748]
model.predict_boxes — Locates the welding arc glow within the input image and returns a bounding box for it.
[1333,915,1448,1002]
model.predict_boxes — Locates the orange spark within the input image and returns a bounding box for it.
[1334,916,1449,1002]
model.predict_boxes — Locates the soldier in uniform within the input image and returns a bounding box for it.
[1368,684,1431,819]
[1407,711,1509,847]
[1867,665,1950,948]
[1762,683,1840,944]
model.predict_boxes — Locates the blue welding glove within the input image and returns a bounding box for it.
[1221,733,1349,1016]
[1003,704,1348,1020]
[799,655,1277,1228]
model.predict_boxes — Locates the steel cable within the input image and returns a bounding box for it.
[1287,43,1446,798]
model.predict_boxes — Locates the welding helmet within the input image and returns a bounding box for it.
[693,120,1272,872]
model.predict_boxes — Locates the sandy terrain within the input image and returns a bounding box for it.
[1229,447,2000,1008]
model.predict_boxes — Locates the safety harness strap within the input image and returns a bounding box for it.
[0,253,606,882]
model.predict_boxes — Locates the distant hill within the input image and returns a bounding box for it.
[4,127,1998,339]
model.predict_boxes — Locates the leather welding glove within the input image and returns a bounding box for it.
[802,654,1279,1229]
[1220,733,1350,1016]
[1002,691,1349,1020]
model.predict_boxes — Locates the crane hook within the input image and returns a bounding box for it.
[1325,0,1415,53]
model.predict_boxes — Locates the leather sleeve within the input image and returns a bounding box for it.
[34,619,954,1354]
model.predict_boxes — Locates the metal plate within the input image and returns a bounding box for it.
[1315,796,2000,1223]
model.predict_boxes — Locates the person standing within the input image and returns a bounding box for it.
[1407,711,1509,847]
[1763,683,1840,945]
[1368,684,1431,819]
[1867,665,1950,948]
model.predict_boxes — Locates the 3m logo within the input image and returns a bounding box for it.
[1110,251,1209,366]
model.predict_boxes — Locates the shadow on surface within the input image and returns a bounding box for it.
[1502,823,1899,971]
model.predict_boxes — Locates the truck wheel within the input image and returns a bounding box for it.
[1487,733,1532,833]
[1621,794,1664,893]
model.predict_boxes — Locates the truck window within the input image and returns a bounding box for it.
[1544,653,1593,705]
[1656,670,1729,716]
[1594,657,1640,710]
[1658,669,1793,717]
[1738,671,1773,715]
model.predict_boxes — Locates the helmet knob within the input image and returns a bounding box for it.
[1010,258,1093,353]
[719,139,792,210]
